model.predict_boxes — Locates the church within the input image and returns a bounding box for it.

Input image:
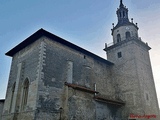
[1,0,160,120]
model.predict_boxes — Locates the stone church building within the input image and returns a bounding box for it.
[1,0,160,120]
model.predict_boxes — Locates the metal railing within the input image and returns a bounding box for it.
[105,36,148,48]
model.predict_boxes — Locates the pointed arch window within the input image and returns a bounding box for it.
[10,82,16,112]
[21,78,29,111]
[126,31,131,39]
[117,34,121,43]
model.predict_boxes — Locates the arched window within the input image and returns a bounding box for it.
[21,78,29,111]
[117,34,121,43]
[10,82,16,112]
[119,12,122,18]
[126,31,131,39]
[123,11,125,17]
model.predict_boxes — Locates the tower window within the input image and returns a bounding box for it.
[21,78,29,111]
[117,34,121,43]
[126,31,131,39]
[146,93,149,101]
[117,52,122,58]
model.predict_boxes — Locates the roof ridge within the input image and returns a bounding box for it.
[6,29,114,65]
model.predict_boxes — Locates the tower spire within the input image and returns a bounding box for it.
[120,0,122,4]
[116,0,129,25]
[120,0,124,7]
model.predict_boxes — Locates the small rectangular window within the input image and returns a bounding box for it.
[117,52,122,58]
[146,93,149,100]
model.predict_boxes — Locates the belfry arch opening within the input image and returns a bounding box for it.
[126,31,131,39]
[123,11,125,17]
[117,34,121,43]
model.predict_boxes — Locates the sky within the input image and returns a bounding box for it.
[0,0,160,108]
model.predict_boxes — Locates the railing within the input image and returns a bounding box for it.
[106,42,114,47]
[105,36,148,48]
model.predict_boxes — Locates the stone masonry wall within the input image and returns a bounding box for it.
[2,38,43,120]
[0,100,4,120]
[107,40,160,120]
[3,35,125,120]
[35,37,122,120]
[108,41,142,119]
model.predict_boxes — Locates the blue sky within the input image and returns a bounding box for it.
[0,0,160,108]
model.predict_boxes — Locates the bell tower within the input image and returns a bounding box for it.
[104,0,160,119]
[112,0,139,44]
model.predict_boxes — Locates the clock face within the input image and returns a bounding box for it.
[126,27,129,30]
